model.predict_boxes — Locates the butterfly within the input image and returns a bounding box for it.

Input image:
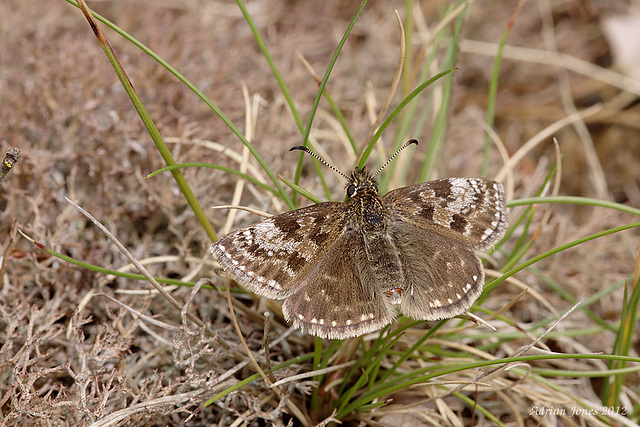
[211,140,508,339]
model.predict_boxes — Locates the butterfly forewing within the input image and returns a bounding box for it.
[384,178,507,249]
[282,231,396,340]
[211,202,349,299]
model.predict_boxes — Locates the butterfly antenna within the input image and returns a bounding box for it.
[290,145,350,180]
[372,139,418,178]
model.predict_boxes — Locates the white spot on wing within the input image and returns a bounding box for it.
[269,279,281,290]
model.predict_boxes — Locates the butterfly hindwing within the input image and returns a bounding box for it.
[282,230,396,340]
[210,202,348,299]
[388,221,484,320]
[384,178,507,249]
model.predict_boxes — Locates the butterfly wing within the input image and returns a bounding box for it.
[210,202,348,299]
[282,230,396,340]
[388,221,484,320]
[383,178,508,249]
[383,178,507,319]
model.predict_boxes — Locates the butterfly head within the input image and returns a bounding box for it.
[346,167,378,199]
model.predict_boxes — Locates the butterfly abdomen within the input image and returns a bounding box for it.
[362,233,404,303]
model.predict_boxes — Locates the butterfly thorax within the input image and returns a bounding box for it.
[346,167,387,232]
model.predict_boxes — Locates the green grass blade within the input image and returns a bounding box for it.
[508,196,640,217]
[603,259,640,406]
[484,222,640,294]
[500,162,556,270]
[148,163,280,196]
[202,352,315,408]
[234,0,304,133]
[293,0,370,189]
[378,320,447,383]
[21,234,253,291]
[337,328,391,396]
[481,3,525,177]
[339,353,640,418]
[531,267,618,332]
[66,0,294,211]
[72,0,218,241]
[279,176,324,204]
[417,6,464,182]
[454,392,506,427]
[358,68,455,169]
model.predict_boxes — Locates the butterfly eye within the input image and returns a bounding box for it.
[347,184,357,197]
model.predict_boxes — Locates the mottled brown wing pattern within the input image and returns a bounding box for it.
[282,231,396,340]
[381,178,507,321]
[210,202,348,299]
[383,178,508,249]
[211,169,509,339]
[388,222,485,320]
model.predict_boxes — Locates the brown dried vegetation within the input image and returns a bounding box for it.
[1,0,639,425]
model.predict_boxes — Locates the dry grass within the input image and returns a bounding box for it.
[1,0,639,425]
